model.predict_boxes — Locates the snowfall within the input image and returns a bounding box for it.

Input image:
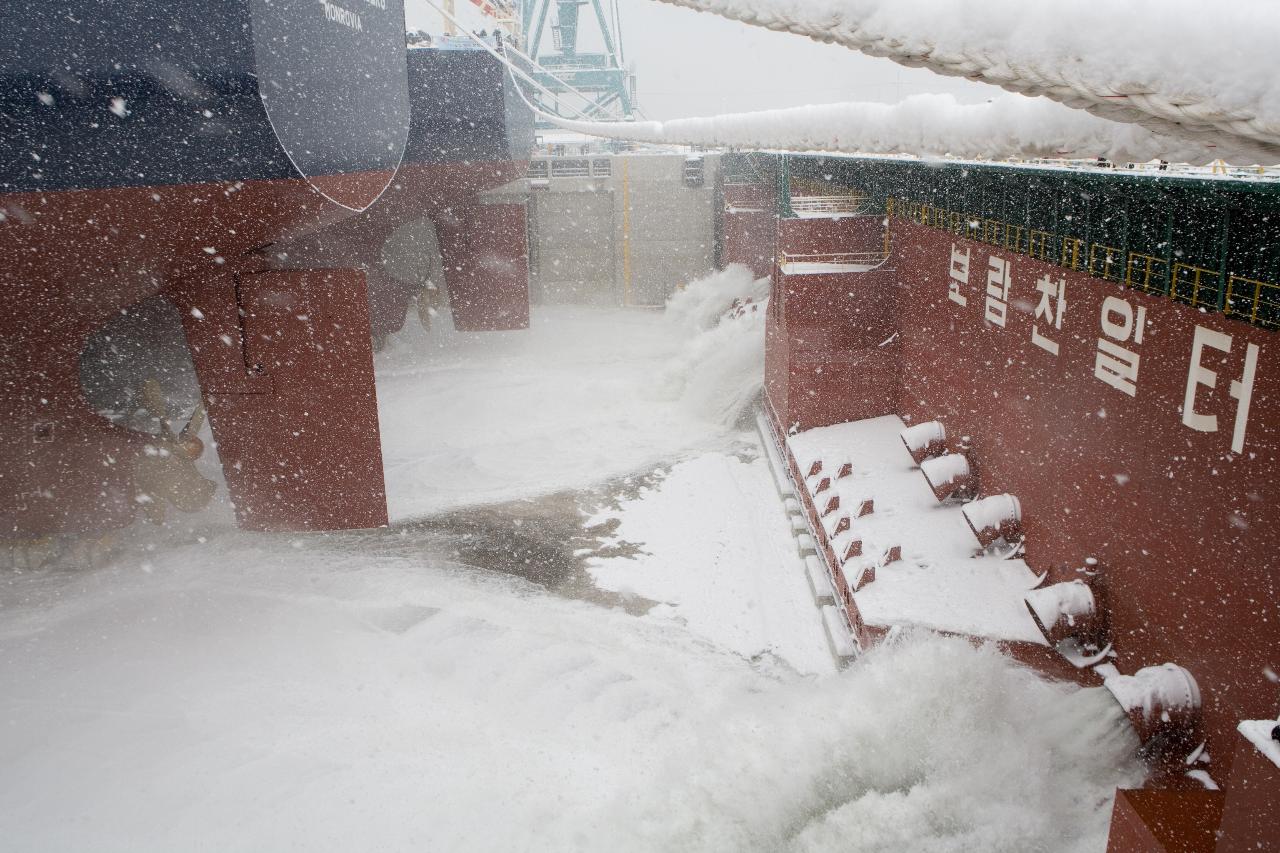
[617,0,1280,166]
[0,269,1147,852]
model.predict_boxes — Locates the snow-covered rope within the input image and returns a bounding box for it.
[644,0,1280,164]
[549,93,1223,165]
[418,0,1230,165]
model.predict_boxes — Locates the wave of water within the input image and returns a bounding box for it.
[658,265,772,428]
[0,535,1147,853]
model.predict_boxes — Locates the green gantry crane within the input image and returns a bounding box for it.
[519,0,636,124]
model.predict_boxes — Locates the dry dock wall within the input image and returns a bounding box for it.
[528,153,719,306]
[891,220,1279,785]
[745,190,1279,845]
[751,205,1279,780]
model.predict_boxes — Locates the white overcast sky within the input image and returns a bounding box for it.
[612,0,993,118]
[407,0,996,119]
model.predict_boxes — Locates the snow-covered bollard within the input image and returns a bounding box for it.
[851,564,874,591]
[822,511,850,539]
[808,475,832,497]
[1024,580,1104,645]
[920,453,972,502]
[832,532,861,562]
[900,420,946,465]
[962,493,1021,546]
[1104,664,1202,745]
[798,454,822,479]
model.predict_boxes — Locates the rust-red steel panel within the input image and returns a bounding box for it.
[174,269,388,531]
[762,213,1279,788]
[439,202,530,332]
[722,184,777,279]
[893,222,1279,780]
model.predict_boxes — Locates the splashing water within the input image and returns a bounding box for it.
[658,265,772,428]
[665,264,771,332]
[0,531,1148,853]
[3,269,1146,851]
[597,632,1146,853]
[779,640,1145,852]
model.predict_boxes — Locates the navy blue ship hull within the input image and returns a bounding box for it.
[1,5,532,538]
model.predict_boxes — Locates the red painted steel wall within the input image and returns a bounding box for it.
[763,211,1279,795]
[1,161,526,539]
[0,176,363,540]
[172,269,388,531]
[767,215,901,431]
[439,202,530,332]
[264,161,529,340]
[779,214,885,257]
[766,269,901,432]
[894,221,1278,780]
[1105,789,1222,852]
[1216,731,1280,849]
[721,184,776,278]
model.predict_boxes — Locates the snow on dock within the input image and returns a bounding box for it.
[586,451,835,675]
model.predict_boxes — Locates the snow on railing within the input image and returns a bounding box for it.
[779,251,885,266]
[457,0,1275,167]
[778,251,889,273]
[1014,157,1280,181]
[644,0,1280,165]
[549,159,591,177]
[789,195,867,215]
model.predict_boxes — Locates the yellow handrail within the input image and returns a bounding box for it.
[1126,252,1168,294]
[1028,230,1053,261]
[1227,274,1280,327]
[1088,243,1125,282]
[1061,237,1085,271]
[981,219,1002,246]
[1173,263,1221,309]
[1004,224,1025,254]
[867,193,1277,330]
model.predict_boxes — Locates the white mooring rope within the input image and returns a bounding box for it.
[645,0,1280,165]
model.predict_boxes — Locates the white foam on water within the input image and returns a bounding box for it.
[663,306,768,428]
[664,263,771,333]
[375,305,714,519]
[656,266,772,429]
[0,537,1146,852]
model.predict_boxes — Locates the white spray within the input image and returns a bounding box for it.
[657,264,773,428]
